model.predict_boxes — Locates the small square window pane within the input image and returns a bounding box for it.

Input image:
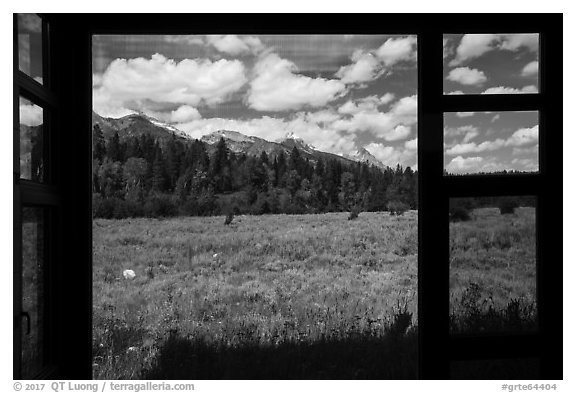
[449,197,537,334]
[17,13,44,84]
[444,34,538,95]
[444,111,538,175]
[19,96,44,182]
[21,207,46,379]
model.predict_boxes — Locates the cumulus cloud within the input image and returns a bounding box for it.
[521,61,539,77]
[449,34,500,66]
[247,53,346,111]
[375,36,417,66]
[334,95,417,141]
[447,90,464,95]
[337,94,393,115]
[335,36,416,85]
[449,34,538,66]
[206,35,264,55]
[499,34,539,52]
[148,105,202,124]
[456,112,475,118]
[93,53,247,118]
[506,125,539,147]
[380,93,395,105]
[482,85,538,94]
[364,142,416,168]
[446,67,487,86]
[446,156,484,172]
[335,51,382,84]
[175,114,357,157]
[405,138,417,150]
[445,125,538,156]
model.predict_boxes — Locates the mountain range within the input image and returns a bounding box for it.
[92,111,386,168]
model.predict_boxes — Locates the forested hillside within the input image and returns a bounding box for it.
[92,124,418,218]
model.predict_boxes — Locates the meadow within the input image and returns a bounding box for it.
[92,208,536,379]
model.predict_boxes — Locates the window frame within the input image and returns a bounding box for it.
[13,13,62,379]
[17,13,562,380]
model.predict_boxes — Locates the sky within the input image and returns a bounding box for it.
[90,33,539,173]
[92,34,419,168]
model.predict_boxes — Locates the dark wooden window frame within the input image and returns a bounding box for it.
[14,13,562,379]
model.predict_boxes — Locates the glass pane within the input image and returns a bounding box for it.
[19,96,44,182]
[21,207,46,378]
[92,34,419,379]
[444,34,539,95]
[450,358,540,379]
[449,197,537,334]
[17,13,43,84]
[444,111,538,175]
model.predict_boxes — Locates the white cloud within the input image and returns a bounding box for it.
[375,36,417,66]
[449,34,538,66]
[499,34,539,52]
[521,61,539,77]
[247,53,346,111]
[444,125,478,138]
[335,36,416,85]
[510,158,538,172]
[176,114,358,157]
[446,156,484,173]
[19,101,43,127]
[446,67,487,86]
[335,50,382,84]
[305,109,341,124]
[337,94,395,115]
[364,143,416,168]
[93,53,247,118]
[446,139,505,155]
[334,95,416,141]
[512,144,539,156]
[447,90,464,95]
[206,35,264,55]
[380,93,395,105]
[445,125,538,156]
[405,138,417,150]
[456,112,474,118]
[506,125,538,147]
[449,34,500,66]
[482,85,538,94]
[169,105,202,123]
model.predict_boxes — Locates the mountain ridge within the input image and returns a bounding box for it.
[92,111,386,169]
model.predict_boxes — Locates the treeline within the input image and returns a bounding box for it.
[92,125,418,218]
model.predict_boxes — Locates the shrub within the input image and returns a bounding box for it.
[224,211,234,225]
[387,200,409,216]
[144,193,178,217]
[498,197,519,215]
[348,205,361,220]
[449,198,474,222]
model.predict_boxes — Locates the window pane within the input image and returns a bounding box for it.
[449,197,537,334]
[19,96,44,182]
[21,207,46,379]
[443,34,539,95]
[17,13,43,84]
[444,111,538,175]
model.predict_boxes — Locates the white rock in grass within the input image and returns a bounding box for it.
[213,253,219,258]
[123,269,136,280]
